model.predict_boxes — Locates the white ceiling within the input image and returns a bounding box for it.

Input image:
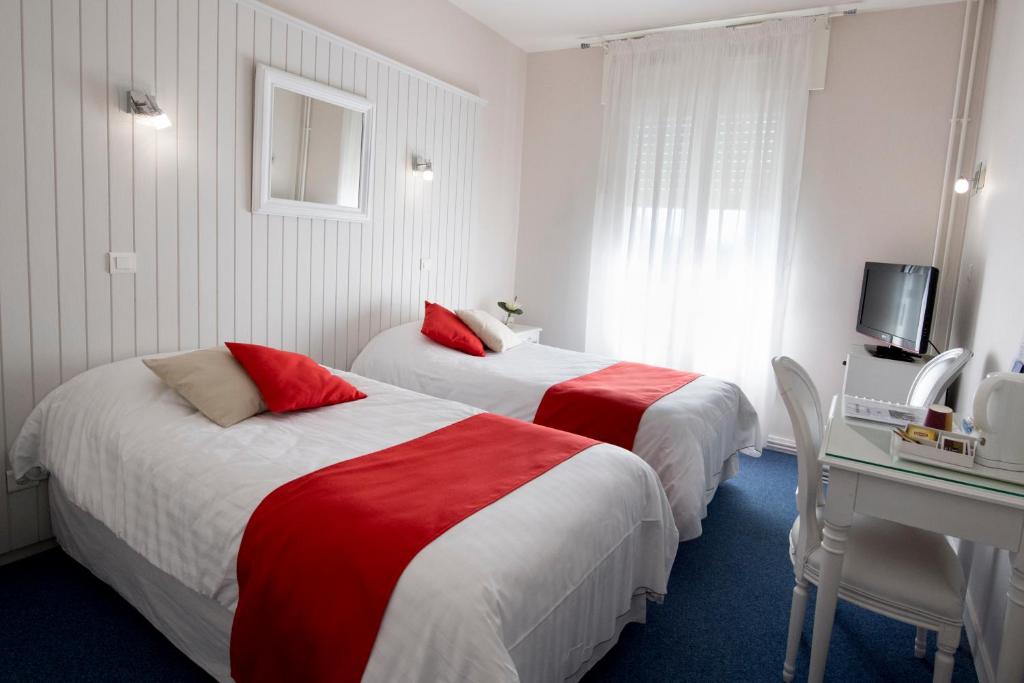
[448,0,961,52]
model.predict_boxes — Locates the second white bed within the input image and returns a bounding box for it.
[353,321,762,540]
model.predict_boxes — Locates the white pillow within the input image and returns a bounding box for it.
[456,309,522,353]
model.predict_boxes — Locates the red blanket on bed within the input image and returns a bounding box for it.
[229,412,597,683]
[533,361,701,450]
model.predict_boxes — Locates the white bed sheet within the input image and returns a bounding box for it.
[12,357,678,682]
[352,322,762,540]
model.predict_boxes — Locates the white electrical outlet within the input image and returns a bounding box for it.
[108,252,137,274]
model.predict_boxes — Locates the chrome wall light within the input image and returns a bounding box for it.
[413,157,434,181]
[954,161,985,196]
[127,90,171,130]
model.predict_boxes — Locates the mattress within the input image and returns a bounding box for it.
[352,321,762,540]
[12,356,679,681]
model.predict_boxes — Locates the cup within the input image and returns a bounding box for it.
[924,404,954,432]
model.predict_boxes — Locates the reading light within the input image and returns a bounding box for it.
[954,162,986,196]
[413,158,433,181]
[127,90,171,130]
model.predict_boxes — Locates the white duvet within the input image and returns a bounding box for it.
[11,357,678,682]
[353,322,762,540]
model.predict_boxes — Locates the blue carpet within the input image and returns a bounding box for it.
[0,450,977,682]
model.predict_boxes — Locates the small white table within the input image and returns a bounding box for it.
[508,323,542,344]
[809,396,1024,683]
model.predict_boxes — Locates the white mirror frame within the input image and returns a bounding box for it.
[252,63,375,222]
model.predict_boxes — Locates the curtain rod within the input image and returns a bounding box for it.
[579,8,853,49]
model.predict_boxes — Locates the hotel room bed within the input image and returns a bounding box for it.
[11,356,678,682]
[353,321,762,540]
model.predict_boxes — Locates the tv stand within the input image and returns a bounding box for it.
[845,345,931,403]
[864,344,920,363]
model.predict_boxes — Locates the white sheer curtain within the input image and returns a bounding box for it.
[586,18,816,418]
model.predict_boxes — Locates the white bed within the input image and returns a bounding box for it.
[352,322,762,541]
[11,356,678,682]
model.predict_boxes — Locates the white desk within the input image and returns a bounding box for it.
[809,396,1024,683]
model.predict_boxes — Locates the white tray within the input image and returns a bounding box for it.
[892,431,975,472]
[891,431,1024,487]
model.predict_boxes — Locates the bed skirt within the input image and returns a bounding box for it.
[48,476,649,682]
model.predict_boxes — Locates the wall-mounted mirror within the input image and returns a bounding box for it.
[252,64,374,221]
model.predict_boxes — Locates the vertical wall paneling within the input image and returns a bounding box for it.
[0,0,27,554]
[280,24,299,352]
[23,0,61,408]
[12,0,57,550]
[250,10,271,347]
[81,0,113,369]
[378,67,396,334]
[294,29,315,356]
[178,0,199,351]
[420,85,437,307]
[216,0,236,345]
[0,0,483,555]
[234,3,255,345]
[132,0,158,357]
[367,62,387,346]
[196,0,218,348]
[465,105,480,306]
[53,0,88,381]
[265,17,286,350]
[156,0,179,353]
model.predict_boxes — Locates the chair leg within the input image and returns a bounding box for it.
[933,625,960,683]
[914,626,928,658]
[783,576,810,682]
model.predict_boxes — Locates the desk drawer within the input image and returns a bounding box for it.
[854,477,1023,551]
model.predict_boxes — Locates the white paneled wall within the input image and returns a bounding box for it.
[0,0,482,555]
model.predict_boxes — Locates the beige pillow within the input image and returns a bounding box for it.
[455,309,522,353]
[143,347,266,427]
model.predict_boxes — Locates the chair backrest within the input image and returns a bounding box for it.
[772,356,825,568]
[906,348,973,408]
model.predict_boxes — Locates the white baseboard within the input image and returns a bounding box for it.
[765,434,796,455]
[0,538,56,567]
[964,591,995,683]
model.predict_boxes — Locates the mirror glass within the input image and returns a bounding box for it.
[269,86,365,207]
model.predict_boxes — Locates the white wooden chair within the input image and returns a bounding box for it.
[772,356,966,683]
[906,348,973,408]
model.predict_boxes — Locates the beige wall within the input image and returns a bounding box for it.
[514,4,965,443]
[948,0,1024,676]
[770,2,963,439]
[262,0,528,310]
[515,49,604,350]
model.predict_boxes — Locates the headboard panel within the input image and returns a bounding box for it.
[0,0,482,555]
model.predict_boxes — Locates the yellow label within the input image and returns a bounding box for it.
[908,425,938,442]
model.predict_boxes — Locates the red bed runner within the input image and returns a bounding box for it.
[533,361,701,450]
[229,412,597,683]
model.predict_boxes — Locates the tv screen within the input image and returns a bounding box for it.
[856,262,939,355]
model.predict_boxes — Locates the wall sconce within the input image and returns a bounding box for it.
[413,158,434,181]
[954,161,985,196]
[127,90,171,130]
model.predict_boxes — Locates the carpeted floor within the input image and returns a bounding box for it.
[0,450,977,682]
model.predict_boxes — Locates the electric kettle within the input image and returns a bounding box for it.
[973,371,1024,471]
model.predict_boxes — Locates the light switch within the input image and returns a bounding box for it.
[108,252,137,274]
[420,258,432,272]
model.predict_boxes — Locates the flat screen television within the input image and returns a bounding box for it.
[856,262,939,361]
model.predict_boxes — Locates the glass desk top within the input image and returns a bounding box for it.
[823,396,1024,500]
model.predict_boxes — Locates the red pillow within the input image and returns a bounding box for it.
[421,301,485,357]
[225,343,367,413]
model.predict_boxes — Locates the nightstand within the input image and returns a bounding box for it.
[508,323,542,344]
